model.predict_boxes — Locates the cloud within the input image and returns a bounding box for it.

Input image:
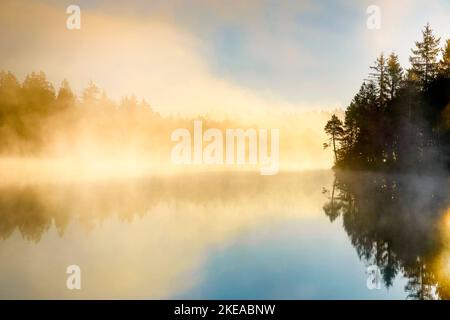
[0,0,327,120]
[3,0,448,115]
[359,0,450,68]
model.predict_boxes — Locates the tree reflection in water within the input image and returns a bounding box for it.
[323,171,450,299]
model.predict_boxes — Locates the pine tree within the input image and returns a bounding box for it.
[439,39,450,77]
[409,23,441,88]
[369,53,389,108]
[82,81,100,107]
[0,71,21,108]
[386,52,403,99]
[22,71,56,114]
[56,79,75,109]
[324,114,344,163]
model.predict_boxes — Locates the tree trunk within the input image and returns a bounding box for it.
[332,133,337,163]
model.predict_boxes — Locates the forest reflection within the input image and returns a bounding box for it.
[4,170,450,299]
[0,171,330,243]
[0,171,333,299]
[323,171,450,299]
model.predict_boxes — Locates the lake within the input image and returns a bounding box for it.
[0,170,449,299]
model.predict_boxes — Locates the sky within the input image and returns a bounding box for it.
[1,0,450,118]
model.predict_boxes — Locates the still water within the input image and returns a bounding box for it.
[0,170,449,299]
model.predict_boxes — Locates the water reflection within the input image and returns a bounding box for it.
[0,172,329,242]
[323,171,450,299]
[1,170,449,299]
[0,171,332,299]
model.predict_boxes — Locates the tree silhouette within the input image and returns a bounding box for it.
[325,24,450,172]
[386,52,403,100]
[369,53,389,108]
[56,79,75,109]
[82,80,101,107]
[409,23,441,89]
[324,114,344,163]
[440,39,450,77]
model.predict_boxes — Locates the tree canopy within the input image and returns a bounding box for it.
[325,24,450,173]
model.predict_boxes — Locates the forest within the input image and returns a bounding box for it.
[0,70,168,156]
[325,23,450,172]
[0,70,332,173]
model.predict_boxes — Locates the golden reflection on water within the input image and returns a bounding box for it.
[2,168,450,299]
[430,208,450,299]
[324,171,450,300]
[0,170,332,299]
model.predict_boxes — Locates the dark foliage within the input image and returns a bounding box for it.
[325,24,450,173]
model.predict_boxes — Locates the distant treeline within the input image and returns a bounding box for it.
[0,70,164,154]
[0,71,248,157]
[0,70,332,169]
[324,24,450,172]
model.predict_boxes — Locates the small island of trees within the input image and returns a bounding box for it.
[325,23,450,172]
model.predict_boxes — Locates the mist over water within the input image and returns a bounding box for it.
[0,170,449,299]
[323,170,450,299]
